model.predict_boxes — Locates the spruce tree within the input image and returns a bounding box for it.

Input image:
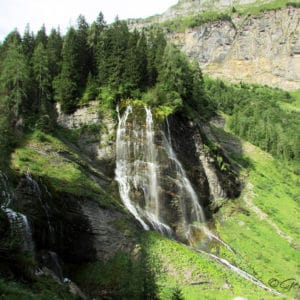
[36,24,48,47]
[53,27,80,113]
[22,24,35,61]
[32,43,51,114]
[47,28,63,79]
[0,40,30,120]
[76,15,90,89]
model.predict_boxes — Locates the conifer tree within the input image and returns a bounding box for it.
[47,28,63,79]
[32,43,51,114]
[0,40,30,120]
[22,24,35,61]
[36,24,48,47]
[76,15,90,89]
[53,27,80,113]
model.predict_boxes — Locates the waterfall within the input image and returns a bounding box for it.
[115,104,209,238]
[2,207,34,253]
[1,170,35,253]
[115,105,172,235]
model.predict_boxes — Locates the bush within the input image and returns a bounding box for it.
[286,2,300,8]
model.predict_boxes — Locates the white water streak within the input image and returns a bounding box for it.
[115,105,149,230]
[3,207,34,253]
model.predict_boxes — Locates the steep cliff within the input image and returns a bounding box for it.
[132,2,300,90]
[170,7,300,90]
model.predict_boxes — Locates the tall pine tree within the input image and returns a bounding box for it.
[54,27,80,113]
[32,43,51,114]
[0,40,30,122]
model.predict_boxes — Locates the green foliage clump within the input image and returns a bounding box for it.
[286,1,300,7]
[235,0,293,15]
[0,276,77,299]
[70,251,158,299]
[161,12,232,33]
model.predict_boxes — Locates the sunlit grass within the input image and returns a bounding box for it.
[10,130,113,206]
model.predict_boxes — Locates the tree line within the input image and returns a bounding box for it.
[0,13,207,117]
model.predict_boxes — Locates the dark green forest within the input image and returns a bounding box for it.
[0,13,210,165]
[205,79,300,161]
[0,12,299,167]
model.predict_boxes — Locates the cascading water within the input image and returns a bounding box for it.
[115,105,172,235]
[115,104,236,249]
[1,170,34,253]
[3,207,34,253]
[0,170,13,207]
[115,104,211,239]
[163,118,206,239]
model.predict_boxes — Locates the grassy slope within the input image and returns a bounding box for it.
[280,89,300,112]
[9,130,118,208]
[157,0,297,33]
[143,232,276,300]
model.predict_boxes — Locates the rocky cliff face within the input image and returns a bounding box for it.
[169,7,300,90]
[132,4,300,90]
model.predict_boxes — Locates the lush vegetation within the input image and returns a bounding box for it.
[9,130,117,206]
[68,250,158,299]
[236,0,300,15]
[0,277,77,300]
[205,78,300,161]
[0,12,212,172]
[0,13,208,118]
[141,231,276,300]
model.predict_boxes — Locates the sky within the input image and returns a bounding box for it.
[0,0,178,41]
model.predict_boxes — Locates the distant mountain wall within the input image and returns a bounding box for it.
[169,7,300,90]
[131,4,300,90]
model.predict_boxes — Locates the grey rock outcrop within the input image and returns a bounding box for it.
[13,172,136,263]
[56,101,116,177]
[81,201,135,260]
[56,101,101,129]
